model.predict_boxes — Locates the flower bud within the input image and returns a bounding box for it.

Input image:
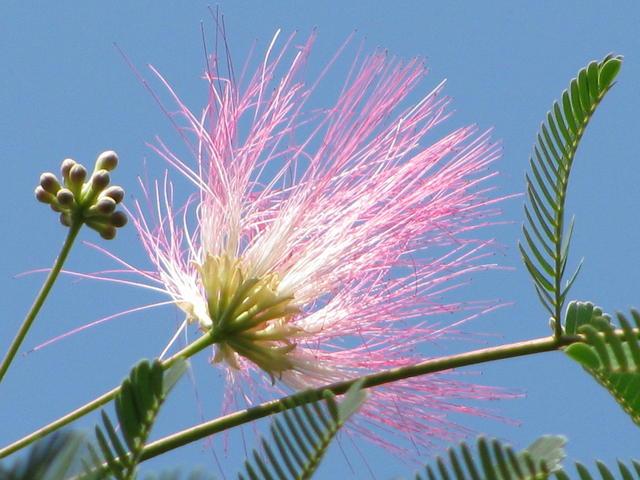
[110,211,128,228]
[95,196,116,215]
[86,218,116,239]
[99,225,117,240]
[60,158,76,181]
[101,186,124,204]
[39,173,61,194]
[56,188,75,207]
[68,164,87,186]
[59,213,72,227]
[91,169,110,192]
[95,151,118,171]
[35,186,55,204]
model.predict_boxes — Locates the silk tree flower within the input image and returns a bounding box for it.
[91,30,512,452]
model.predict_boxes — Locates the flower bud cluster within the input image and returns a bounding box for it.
[35,151,128,239]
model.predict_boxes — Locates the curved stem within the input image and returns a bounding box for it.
[139,334,573,462]
[0,223,83,384]
[6,328,631,461]
[0,331,217,459]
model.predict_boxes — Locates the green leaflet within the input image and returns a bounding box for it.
[238,381,366,480]
[563,301,609,336]
[564,304,640,427]
[519,55,622,331]
[553,460,640,479]
[414,435,566,480]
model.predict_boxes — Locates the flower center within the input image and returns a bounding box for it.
[196,254,301,376]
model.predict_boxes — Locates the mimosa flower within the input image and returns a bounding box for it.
[78,30,512,453]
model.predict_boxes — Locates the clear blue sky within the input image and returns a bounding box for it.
[1,2,639,478]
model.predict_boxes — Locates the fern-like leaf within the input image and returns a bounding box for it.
[519,55,622,331]
[238,381,366,480]
[554,459,640,479]
[0,432,95,480]
[84,359,187,480]
[415,435,566,480]
[564,306,640,426]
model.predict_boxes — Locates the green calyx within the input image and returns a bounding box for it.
[196,254,301,378]
[35,150,128,239]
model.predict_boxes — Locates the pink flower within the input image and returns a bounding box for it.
[91,30,511,453]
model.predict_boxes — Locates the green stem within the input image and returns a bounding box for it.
[0,222,83,384]
[0,331,217,459]
[139,334,573,462]
[5,328,631,462]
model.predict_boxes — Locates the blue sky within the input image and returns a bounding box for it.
[1,2,639,478]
